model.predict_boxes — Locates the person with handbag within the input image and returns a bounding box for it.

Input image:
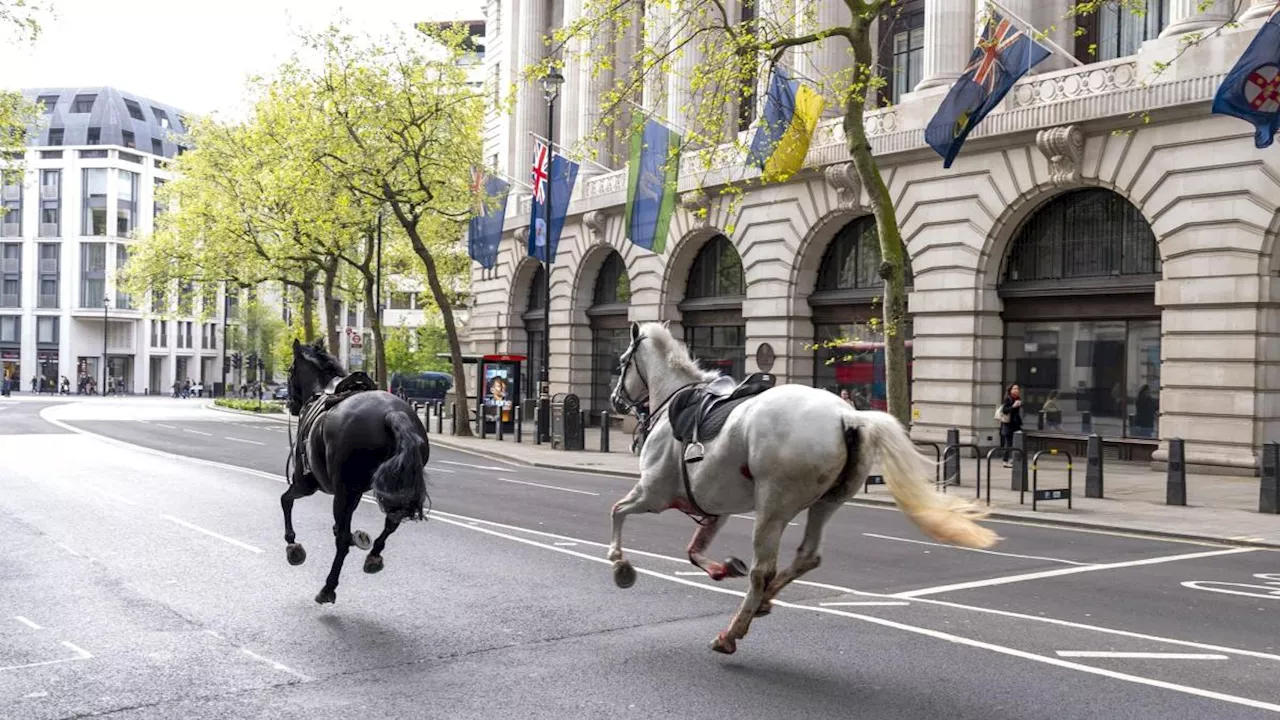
[996,383,1023,468]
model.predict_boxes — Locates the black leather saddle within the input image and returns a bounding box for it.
[669,372,776,446]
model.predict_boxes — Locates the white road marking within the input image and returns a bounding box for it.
[894,547,1258,598]
[163,515,264,554]
[1183,574,1280,601]
[674,571,707,576]
[225,437,265,446]
[440,460,513,471]
[0,641,92,673]
[11,616,42,630]
[862,532,1095,566]
[818,601,910,607]
[182,428,213,436]
[496,476,599,496]
[202,630,311,682]
[136,419,150,424]
[1056,651,1229,660]
[731,513,798,527]
[55,542,84,559]
[429,467,456,474]
[155,423,177,430]
[553,542,577,547]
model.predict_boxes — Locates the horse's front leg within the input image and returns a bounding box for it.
[316,490,361,604]
[607,484,653,589]
[686,516,747,581]
[280,477,318,566]
[711,514,788,655]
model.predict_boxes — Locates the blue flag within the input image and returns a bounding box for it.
[528,141,579,264]
[926,12,1050,168]
[748,66,796,169]
[625,115,681,254]
[1212,8,1280,148]
[467,167,510,269]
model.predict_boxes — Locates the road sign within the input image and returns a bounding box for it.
[351,351,364,367]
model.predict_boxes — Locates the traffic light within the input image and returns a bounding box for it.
[231,353,242,369]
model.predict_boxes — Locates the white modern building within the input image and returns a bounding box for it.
[466,0,1280,475]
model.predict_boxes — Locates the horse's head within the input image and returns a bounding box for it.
[288,338,344,416]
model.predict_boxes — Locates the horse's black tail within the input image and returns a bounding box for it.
[372,411,428,523]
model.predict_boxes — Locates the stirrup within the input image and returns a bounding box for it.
[684,442,705,464]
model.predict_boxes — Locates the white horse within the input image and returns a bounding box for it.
[608,322,999,655]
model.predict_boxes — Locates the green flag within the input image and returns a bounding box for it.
[624,113,681,254]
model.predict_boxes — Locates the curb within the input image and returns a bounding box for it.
[428,434,1280,550]
[204,403,290,423]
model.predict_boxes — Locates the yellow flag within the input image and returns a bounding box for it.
[762,85,825,183]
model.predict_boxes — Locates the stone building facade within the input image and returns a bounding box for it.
[466,0,1280,475]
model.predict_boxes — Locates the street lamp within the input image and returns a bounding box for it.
[101,296,110,396]
[538,66,563,443]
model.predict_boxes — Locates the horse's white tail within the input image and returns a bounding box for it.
[856,412,999,550]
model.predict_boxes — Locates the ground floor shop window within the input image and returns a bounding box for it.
[108,356,132,394]
[1004,319,1160,438]
[684,325,745,379]
[813,322,913,411]
[524,329,544,403]
[2,352,18,393]
[591,326,630,417]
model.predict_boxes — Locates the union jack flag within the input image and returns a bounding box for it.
[966,18,1024,93]
[470,166,487,212]
[530,141,550,204]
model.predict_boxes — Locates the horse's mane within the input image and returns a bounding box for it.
[299,340,346,379]
[637,322,720,382]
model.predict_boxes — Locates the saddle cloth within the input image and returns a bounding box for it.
[669,372,776,444]
[295,372,379,478]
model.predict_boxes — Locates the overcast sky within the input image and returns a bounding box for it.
[0,0,484,119]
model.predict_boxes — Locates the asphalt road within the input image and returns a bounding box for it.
[2,397,1279,719]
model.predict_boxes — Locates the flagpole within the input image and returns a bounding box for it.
[488,167,534,192]
[622,98,695,138]
[526,131,613,173]
[986,0,1084,68]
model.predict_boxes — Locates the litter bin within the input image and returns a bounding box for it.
[551,393,584,451]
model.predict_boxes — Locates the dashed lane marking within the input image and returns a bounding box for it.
[11,616,42,630]
[892,547,1258,599]
[1056,651,1229,660]
[182,428,213,436]
[0,641,92,673]
[731,513,798,527]
[440,459,515,471]
[862,532,1095,566]
[154,424,176,430]
[203,630,311,682]
[163,515,264,554]
[496,476,599,496]
[818,601,911,607]
[225,437,265,446]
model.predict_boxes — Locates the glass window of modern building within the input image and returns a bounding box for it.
[83,169,108,236]
[0,243,19,308]
[80,243,107,307]
[116,170,138,236]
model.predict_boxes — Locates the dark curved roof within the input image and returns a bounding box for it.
[21,86,190,157]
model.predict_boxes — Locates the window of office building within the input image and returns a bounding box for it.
[1076,0,1170,62]
[117,169,138,236]
[123,99,145,121]
[878,0,924,104]
[38,243,58,308]
[47,128,63,146]
[40,169,60,238]
[83,169,108,236]
[37,316,58,344]
[71,94,96,113]
[1,172,20,238]
[0,243,19,307]
[116,244,131,309]
[81,243,107,308]
[86,127,101,145]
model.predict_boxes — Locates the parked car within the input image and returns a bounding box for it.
[271,385,289,401]
[389,371,453,403]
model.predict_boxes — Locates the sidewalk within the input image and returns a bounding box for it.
[428,419,1280,548]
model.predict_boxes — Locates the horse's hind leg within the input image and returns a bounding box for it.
[363,516,401,574]
[755,495,845,617]
[711,514,788,655]
[316,490,361,604]
[686,516,746,581]
[280,478,318,566]
[607,484,651,589]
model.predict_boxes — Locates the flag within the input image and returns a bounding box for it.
[467,166,510,270]
[1212,7,1280,148]
[747,65,825,182]
[925,10,1050,168]
[624,114,681,254]
[528,142,579,264]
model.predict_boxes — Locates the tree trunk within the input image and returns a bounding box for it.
[300,267,317,342]
[321,259,341,354]
[359,268,388,388]
[393,209,473,437]
[847,20,910,428]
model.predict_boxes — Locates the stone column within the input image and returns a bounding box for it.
[576,20,614,172]
[804,0,852,117]
[515,0,550,183]
[642,1,670,113]
[916,0,976,91]
[1161,0,1233,37]
[1242,0,1278,21]
[666,0,706,139]
[559,0,584,156]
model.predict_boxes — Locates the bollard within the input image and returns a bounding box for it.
[580,410,589,451]
[1260,442,1279,514]
[1167,437,1187,506]
[1011,430,1027,492]
[534,406,542,446]
[1085,433,1104,499]
[1037,410,1046,431]
[1081,411,1093,434]
[601,411,611,453]
[496,412,504,441]
[449,404,457,436]
[944,427,960,485]
[478,401,486,439]
[515,406,523,443]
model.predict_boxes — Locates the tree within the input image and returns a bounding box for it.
[260,24,485,435]
[551,0,1243,427]
[0,1,44,158]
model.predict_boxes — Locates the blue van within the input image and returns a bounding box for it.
[390,371,453,403]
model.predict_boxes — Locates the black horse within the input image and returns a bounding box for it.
[283,338,430,604]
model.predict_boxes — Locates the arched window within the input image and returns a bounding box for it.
[686,235,744,299]
[1003,189,1159,285]
[592,252,631,306]
[526,265,547,312]
[522,264,548,403]
[815,216,913,294]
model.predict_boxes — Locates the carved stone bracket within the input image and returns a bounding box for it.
[824,162,862,210]
[1036,125,1085,188]
[583,210,609,242]
[514,226,529,246]
[680,189,711,227]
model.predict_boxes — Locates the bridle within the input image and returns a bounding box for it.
[613,335,649,414]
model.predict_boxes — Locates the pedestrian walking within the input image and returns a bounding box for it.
[996,383,1023,467]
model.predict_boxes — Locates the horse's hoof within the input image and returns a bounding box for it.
[286,543,307,566]
[710,632,737,655]
[612,560,637,589]
[755,600,773,617]
[724,557,749,578]
[315,588,336,605]
[364,554,384,574]
[351,530,372,551]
